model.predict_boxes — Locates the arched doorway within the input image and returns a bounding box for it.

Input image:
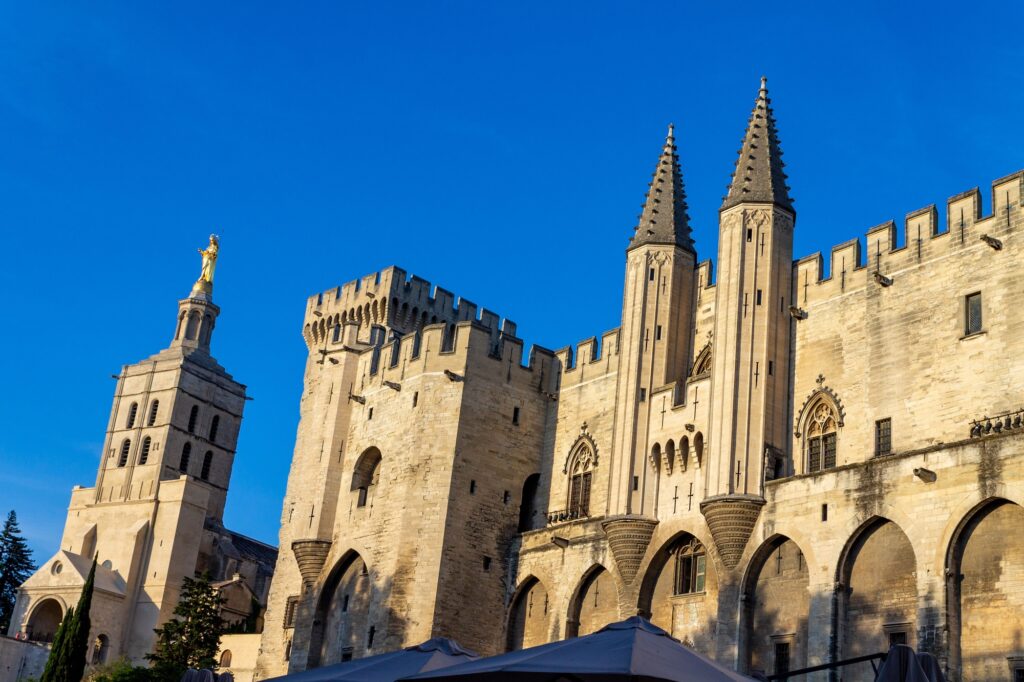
[637,532,716,653]
[26,598,64,642]
[308,552,372,668]
[507,577,549,651]
[566,565,617,637]
[838,519,917,682]
[741,536,809,679]
[518,473,541,532]
[948,498,1024,681]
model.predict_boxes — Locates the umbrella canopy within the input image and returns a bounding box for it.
[402,617,753,682]
[875,645,931,682]
[915,653,946,682]
[262,638,477,682]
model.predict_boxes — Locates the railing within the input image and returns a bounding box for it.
[546,509,589,525]
[969,408,1024,438]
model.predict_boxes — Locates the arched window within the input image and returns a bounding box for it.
[332,324,342,343]
[92,634,109,664]
[693,432,704,468]
[352,448,382,508]
[180,443,191,473]
[147,400,159,426]
[118,439,131,467]
[220,650,232,668]
[805,401,838,472]
[209,415,220,443]
[201,451,213,480]
[139,437,152,465]
[126,403,138,429]
[673,538,707,595]
[185,311,200,340]
[187,405,199,433]
[568,445,594,519]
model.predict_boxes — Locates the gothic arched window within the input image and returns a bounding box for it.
[568,446,594,519]
[187,406,199,434]
[126,403,138,429]
[118,439,131,467]
[147,400,159,426]
[139,437,151,465]
[180,442,191,473]
[806,401,838,472]
[673,537,707,595]
[201,451,213,480]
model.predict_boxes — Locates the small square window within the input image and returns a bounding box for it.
[482,556,492,571]
[966,292,983,335]
[889,631,907,647]
[875,418,892,456]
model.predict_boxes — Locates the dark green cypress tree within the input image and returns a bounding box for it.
[146,573,225,681]
[40,557,96,682]
[0,510,36,633]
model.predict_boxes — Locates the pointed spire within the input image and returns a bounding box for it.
[628,123,695,252]
[722,76,794,213]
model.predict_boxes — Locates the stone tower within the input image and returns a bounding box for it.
[702,78,795,569]
[9,247,276,665]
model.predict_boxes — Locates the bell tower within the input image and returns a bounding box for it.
[608,125,698,516]
[702,78,796,569]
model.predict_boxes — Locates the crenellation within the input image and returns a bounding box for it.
[905,204,939,240]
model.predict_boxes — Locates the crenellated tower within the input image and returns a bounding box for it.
[702,78,796,569]
[608,125,698,517]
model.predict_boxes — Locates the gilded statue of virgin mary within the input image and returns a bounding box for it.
[197,234,219,285]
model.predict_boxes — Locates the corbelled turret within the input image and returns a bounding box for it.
[721,77,793,213]
[629,124,695,252]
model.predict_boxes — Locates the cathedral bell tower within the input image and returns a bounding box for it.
[702,78,796,570]
[608,125,698,516]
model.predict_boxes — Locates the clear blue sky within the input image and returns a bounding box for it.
[2,1,1022,560]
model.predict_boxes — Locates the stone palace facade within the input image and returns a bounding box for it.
[254,79,1024,682]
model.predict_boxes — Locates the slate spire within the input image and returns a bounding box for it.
[629,124,695,252]
[722,77,794,213]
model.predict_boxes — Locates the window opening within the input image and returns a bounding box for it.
[201,451,213,480]
[966,292,982,335]
[209,415,220,443]
[513,407,520,425]
[806,401,838,472]
[774,642,790,677]
[672,538,707,594]
[147,400,159,426]
[180,443,191,472]
[187,405,199,433]
[139,437,151,465]
[118,439,131,467]
[126,403,138,429]
[875,418,892,456]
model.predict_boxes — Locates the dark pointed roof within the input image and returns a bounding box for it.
[722,77,794,213]
[628,124,695,252]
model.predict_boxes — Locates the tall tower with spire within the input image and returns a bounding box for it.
[702,77,796,569]
[608,125,698,516]
[9,238,276,665]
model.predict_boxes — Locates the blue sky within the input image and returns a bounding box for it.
[2,1,1022,560]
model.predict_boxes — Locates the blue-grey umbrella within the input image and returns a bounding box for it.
[875,645,930,682]
[402,617,753,681]
[262,638,477,682]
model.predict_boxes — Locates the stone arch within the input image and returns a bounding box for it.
[517,473,541,532]
[566,564,618,638]
[946,497,1024,681]
[26,597,64,642]
[506,576,549,651]
[185,310,200,340]
[649,442,661,472]
[835,517,917,677]
[308,550,371,668]
[797,392,841,474]
[562,437,596,519]
[678,435,689,472]
[637,530,717,652]
[691,343,712,378]
[693,432,704,468]
[91,633,110,664]
[351,447,382,508]
[740,535,810,678]
[664,439,675,474]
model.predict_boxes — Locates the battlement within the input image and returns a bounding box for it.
[554,328,620,389]
[794,171,1023,306]
[355,320,558,394]
[301,266,517,350]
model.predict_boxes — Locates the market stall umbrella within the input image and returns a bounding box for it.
[875,645,931,682]
[402,617,754,682]
[262,638,477,682]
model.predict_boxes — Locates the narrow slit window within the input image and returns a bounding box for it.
[139,437,151,465]
[147,400,159,426]
[756,289,762,305]
[965,292,982,335]
[513,406,520,425]
[656,325,662,340]
[126,403,138,429]
[649,268,655,281]
[875,418,892,456]
[201,451,213,480]
[180,443,191,472]
[118,439,131,467]
[187,405,199,433]
[209,415,220,443]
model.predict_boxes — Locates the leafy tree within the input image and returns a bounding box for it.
[41,558,96,682]
[86,657,152,682]
[0,510,36,633]
[146,574,225,681]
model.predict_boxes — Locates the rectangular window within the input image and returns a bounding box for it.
[823,433,837,469]
[888,631,907,647]
[412,392,418,408]
[774,642,790,677]
[639,388,647,402]
[821,504,828,522]
[808,438,822,472]
[341,651,353,662]
[746,228,753,242]
[283,596,299,629]
[768,360,774,376]
[966,292,982,335]
[368,407,373,420]
[756,289,762,305]
[694,554,706,592]
[342,594,349,612]
[1014,669,1024,682]
[875,418,892,456]
[367,626,376,649]
[513,406,520,425]
[483,556,491,571]
[649,268,655,281]
[632,475,639,491]
[470,480,476,494]
[656,325,662,340]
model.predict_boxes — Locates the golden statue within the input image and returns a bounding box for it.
[196,234,219,289]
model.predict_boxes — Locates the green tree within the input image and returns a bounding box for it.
[146,574,225,681]
[0,510,36,633]
[41,558,96,682]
